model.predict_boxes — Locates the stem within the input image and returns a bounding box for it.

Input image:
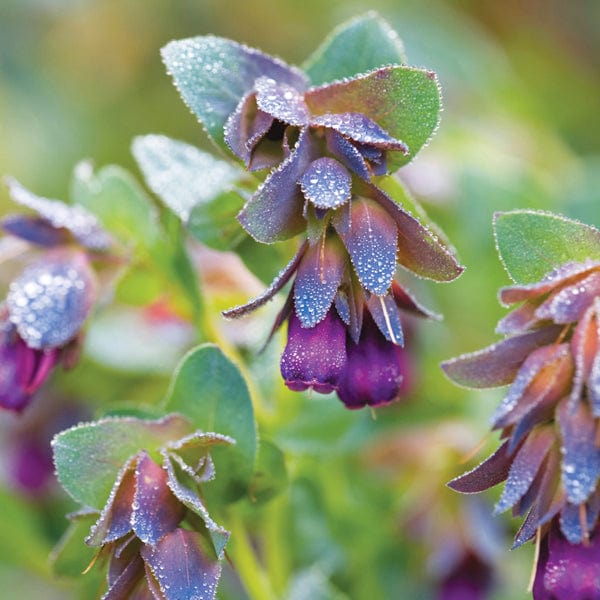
[226,511,278,600]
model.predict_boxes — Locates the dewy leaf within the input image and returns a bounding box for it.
[493,210,600,284]
[52,414,192,509]
[161,35,307,153]
[70,162,161,249]
[132,135,243,224]
[238,130,317,243]
[305,66,440,170]
[141,529,221,600]
[5,176,111,251]
[165,344,257,503]
[303,12,406,86]
[335,196,398,296]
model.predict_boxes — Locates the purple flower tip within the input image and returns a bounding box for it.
[0,325,59,412]
[280,310,347,394]
[438,553,493,600]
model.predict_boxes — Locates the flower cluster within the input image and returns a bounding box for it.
[56,416,233,599]
[178,33,466,408]
[0,178,112,412]
[443,260,600,598]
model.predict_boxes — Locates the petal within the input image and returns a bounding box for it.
[494,425,555,514]
[1,215,69,247]
[6,177,111,250]
[7,250,97,350]
[441,325,563,389]
[299,157,351,210]
[334,195,398,296]
[391,281,441,320]
[496,296,547,334]
[491,343,572,428]
[337,313,407,409]
[237,130,317,242]
[224,91,274,165]
[535,270,600,324]
[499,260,600,306]
[326,130,370,181]
[280,309,347,394]
[140,529,221,600]
[364,182,464,282]
[366,293,404,346]
[569,305,598,409]
[559,499,600,544]
[447,441,514,494]
[222,241,307,319]
[131,452,185,545]
[102,554,146,600]
[255,76,309,126]
[310,112,408,152]
[558,399,600,505]
[294,233,346,327]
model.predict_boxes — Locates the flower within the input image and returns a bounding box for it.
[0,178,110,412]
[533,518,600,600]
[442,260,600,594]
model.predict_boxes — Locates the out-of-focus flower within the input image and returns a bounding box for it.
[442,260,600,597]
[366,423,501,599]
[533,518,600,600]
[0,178,112,412]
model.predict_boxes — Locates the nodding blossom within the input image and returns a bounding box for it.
[443,260,600,598]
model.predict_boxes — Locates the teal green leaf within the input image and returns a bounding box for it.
[161,36,307,153]
[249,440,288,504]
[305,66,441,170]
[70,162,161,249]
[165,344,257,502]
[304,12,406,86]
[132,135,243,231]
[52,414,192,509]
[494,210,600,284]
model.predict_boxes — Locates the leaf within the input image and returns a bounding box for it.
[494,210,600,284]
[305,66,440,170]
[164,344,257,502]
[132,135,243,231]
[70,162,161,249]
[52,414,192,509]
[335,196,398,296]
[161,36,307,153]
[249,440,288,504]
[303,12,406,86]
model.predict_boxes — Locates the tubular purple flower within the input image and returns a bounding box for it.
[280,309,347,394]
[533,519,600,600]
[338,312,409,409]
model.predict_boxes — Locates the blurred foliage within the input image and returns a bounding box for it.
[0,0,599,598]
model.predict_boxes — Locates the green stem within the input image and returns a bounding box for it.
[227,511,278,600]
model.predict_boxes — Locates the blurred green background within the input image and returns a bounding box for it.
[1,0,599,598]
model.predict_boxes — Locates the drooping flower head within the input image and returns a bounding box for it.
[0,177,111,412]
[443,252,600,598]
[161,15,464,408]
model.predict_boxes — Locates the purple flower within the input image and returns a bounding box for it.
[438,552,493,600]
[533,519,600,600]
[0,178,108,412]
[337,312,410,409]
